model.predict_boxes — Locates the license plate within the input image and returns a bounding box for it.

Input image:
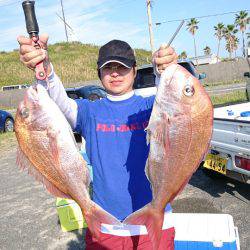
[204,154,227,175]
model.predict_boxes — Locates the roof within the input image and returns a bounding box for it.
[190,54,220,65]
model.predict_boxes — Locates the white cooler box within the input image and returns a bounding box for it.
[173,213,240,250]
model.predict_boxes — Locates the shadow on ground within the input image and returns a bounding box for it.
[63,168,250,249]
[66,229,86,250]
[190,168,249,201]
[172,196,223,213]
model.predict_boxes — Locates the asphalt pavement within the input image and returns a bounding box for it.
[0,138,249,250]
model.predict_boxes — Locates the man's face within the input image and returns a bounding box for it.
[100,62,136,96]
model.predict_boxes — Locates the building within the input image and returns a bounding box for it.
[190,54,221,66]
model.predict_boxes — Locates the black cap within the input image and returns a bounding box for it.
[97,40,136,69]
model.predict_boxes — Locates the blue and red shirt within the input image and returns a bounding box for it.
[75,94,171,221]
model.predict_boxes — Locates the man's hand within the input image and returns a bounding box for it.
[17,33,52,75]
[153,44,178,74]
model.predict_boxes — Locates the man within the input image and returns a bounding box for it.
[18,34,178,249]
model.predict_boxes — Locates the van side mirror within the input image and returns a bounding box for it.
[199,73,206,80]
[244,72,250,78]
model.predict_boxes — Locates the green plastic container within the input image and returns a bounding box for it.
[56,198,88,232]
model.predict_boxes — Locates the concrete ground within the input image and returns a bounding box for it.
[0,135,249,249]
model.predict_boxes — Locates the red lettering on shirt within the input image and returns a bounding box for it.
[130,124,137,131]
[96,123,104,131]
[97,121,149,132]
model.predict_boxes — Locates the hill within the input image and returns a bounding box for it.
[0,42,152,88]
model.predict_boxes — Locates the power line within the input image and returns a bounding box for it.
[55,12,80,42]
[0,0,22,8]
[70,0,137,18]
[155,9,250,26]
[56,13,74,32]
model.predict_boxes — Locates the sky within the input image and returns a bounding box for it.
[0,0,249,58]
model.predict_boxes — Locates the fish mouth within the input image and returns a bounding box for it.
[24,86,39,105]
[17,86,40,121]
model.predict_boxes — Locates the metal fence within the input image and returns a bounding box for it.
[0,89,26,109]
[0,80,101,109]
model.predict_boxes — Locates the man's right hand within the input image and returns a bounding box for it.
[17,33,52,75]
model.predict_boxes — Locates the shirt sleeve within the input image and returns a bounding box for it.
[36,64,77,129]
[145,95,155,109]
[153,63,161,87]
[74,99,90,138]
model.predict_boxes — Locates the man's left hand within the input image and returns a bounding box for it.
[153,44,178,74]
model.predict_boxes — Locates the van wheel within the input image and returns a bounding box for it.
[4,118,14,132]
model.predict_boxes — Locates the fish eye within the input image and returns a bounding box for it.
[183,85,195,97]
[20,107,30,118]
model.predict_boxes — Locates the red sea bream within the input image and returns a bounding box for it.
[14,84,121,239]
[124,64,213,249]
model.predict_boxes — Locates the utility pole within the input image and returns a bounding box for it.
[146,0,154,54]
[60,0,68,42]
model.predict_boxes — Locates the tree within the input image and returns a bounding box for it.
[178,51,187,59]
[186,18,199,65]
[235,10,250,57]
[203,46,211,55]
[233,36,240,58]
[214,23,224,62]
[226,36,239,58]
[223,24,238,59]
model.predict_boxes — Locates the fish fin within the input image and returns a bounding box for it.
[16,146,71,199]
[123,204,164,250]
[46,127,62,168]
[153,113,170,149]
[145,158,150,181]
[66,121,78,149]
[82,201,122,240]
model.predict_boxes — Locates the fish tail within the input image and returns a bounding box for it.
[123,204,164,250]
[81,200,122,240]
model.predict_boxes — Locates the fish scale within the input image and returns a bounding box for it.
[124,63,213,250]
[14,84,122,240]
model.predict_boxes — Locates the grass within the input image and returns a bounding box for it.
[210,90,248,107]
[0,132,16,151]
[0,42,151,88]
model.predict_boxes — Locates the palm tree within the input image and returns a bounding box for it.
[214,23,224,62]
[178,51,187,59]
[203,46,211,55]
[223,24,238,59]
[229,36,239,58]
[233,36,240,58]
[225,36,239,58]
[235,11,250,57]
[187,18,199,65]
